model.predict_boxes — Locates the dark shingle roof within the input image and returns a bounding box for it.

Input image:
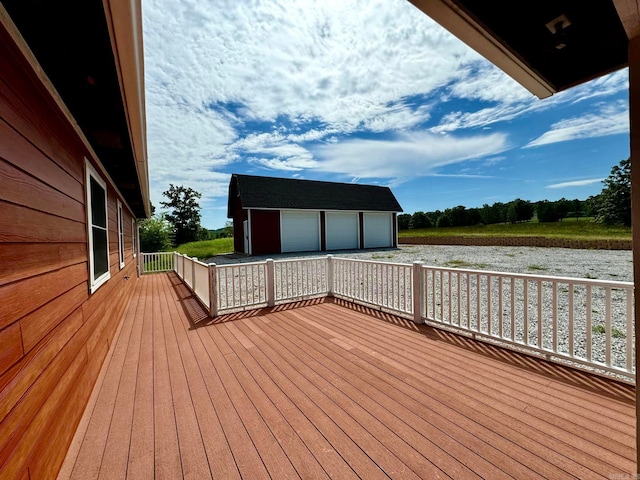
[228,174,402,217]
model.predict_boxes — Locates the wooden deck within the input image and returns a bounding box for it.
[58,272,636,479]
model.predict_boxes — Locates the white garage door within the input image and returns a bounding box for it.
[281,211,320,253]
[363,212,393,248]
[326,212,359,250]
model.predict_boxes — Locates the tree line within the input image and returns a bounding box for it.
[399,158,631,230]
[137,158,631,249]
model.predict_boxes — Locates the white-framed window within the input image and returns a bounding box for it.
[86,160,110,292]
[117,200,125,269]
[132,218,137,257]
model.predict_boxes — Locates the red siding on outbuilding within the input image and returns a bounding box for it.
[251,209,281,255]
[0,20,137,480]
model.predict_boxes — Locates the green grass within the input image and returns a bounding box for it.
[527,264,548,272]
[443,259,489,269]
[399,218,631,240]
[175,238,234,260]
[592,324,626,338]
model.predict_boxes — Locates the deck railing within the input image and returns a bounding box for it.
[420,265,634,381]
[332,257,413,317]
[140,252,174,274]
[146,252,635,383]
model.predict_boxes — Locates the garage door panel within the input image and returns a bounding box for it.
[326,212,359,250]
[281,211,320,253]
[364,212,392,248]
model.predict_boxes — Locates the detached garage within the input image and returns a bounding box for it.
[228,174,403,255]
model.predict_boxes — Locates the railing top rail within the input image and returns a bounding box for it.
[333,256,412,268]
[421,264,633,288]
[142,251,174,256]
[274,256,328,265]
[216,260,268,269]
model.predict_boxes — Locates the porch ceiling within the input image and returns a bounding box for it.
[409,0,629,98]
[58,273,635,479]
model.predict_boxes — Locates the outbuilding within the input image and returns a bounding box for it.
[228,174,403,255]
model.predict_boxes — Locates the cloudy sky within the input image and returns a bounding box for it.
[142,0,630,229]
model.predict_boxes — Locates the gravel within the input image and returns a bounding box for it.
[206,245,634,378]
[207,245,633,282]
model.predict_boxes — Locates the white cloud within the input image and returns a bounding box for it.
[525,102,629,148]
[141,0,629,227]
[311,130,509,180]
[547,178,604,189]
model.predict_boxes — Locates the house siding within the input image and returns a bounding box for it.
[251,209,281,255]
[0,22,137,480]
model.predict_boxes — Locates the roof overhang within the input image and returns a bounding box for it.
[1,0,150,218]
[409,0,630,98]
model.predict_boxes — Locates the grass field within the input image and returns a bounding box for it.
[399,218,631,240]
[175,237,234,259]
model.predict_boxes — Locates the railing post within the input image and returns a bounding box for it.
[138,252,144,276]
[266,259,275,307]
[209,263,218,317]
[413,261,425,324]
[173,251,177,272]
[191,256,197,291]
[327,254,334,297]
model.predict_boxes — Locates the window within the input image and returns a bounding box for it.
[132,218,137,257]
[117,200,125,268]
[86,161,110,292]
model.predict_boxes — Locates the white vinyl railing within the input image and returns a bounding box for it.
[140,252,174,274]
[193,260,210,309]
[274,257,328,302]
[146,252,635,383]
[421,266,634,380]
[332,257,413,317]
[216,261,268,312]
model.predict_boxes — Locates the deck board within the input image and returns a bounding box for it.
[58,273,636,480]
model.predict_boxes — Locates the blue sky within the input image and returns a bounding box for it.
[142,0,630,229]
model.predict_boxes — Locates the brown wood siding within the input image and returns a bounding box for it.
[251,209,281,255]
[0,20,138,480]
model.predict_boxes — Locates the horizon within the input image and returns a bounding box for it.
[143,0,630,229]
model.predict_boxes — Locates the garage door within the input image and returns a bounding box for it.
[281,211,320,253]
[326,212,359,250]
[363,212,392,248]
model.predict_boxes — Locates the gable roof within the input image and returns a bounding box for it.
[228,174,402,217]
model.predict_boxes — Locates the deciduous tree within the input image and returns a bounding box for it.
[594,158,631,226]
[160,184,203,245]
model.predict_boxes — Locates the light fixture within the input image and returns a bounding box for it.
[545,14,571,50]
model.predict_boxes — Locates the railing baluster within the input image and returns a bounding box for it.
[586,285,592,362]
[568,283,574,357]
[448,271,452,323]
[537,280,542,349]
[552,281,558,353]
[523,280,528,344]
[498,276,503,338]
[626,288,633,371]
[605,286,612,367]
[487,275,492,335]
[510,278,515,341]
[476,273,481,333]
